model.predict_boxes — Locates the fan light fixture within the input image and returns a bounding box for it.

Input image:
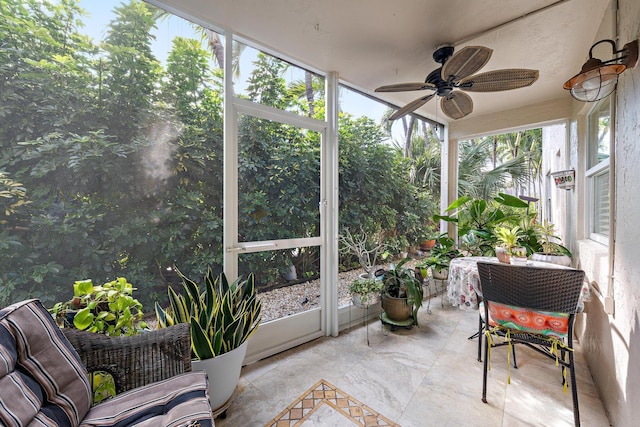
[563,39,638,102]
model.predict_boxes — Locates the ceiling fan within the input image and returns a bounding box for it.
[375,45,539,120]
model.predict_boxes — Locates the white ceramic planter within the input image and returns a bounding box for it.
[431,267,449,280]
[531,253,571,266]
[191,340,248,415]
[510,256,528,265]
[352,292,380,308]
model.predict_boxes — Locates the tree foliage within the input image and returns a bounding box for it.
[0,0,437,308]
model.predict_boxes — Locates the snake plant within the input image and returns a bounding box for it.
[155,267,262,360]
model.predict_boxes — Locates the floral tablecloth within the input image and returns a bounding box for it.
[447,257,495,310]
[446,256,591,311]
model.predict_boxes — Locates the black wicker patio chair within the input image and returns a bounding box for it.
[477,261,585,427]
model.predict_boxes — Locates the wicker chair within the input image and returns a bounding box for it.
[0,299,214,426]
[62,323,193,396]
[477,262,585,427]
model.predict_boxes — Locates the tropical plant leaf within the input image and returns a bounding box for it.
[494,192,528,208]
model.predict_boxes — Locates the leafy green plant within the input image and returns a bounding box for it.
[435,193,530,256]
[348,277,384,304]
[50,277,147,337]
[49,276,147,405]
[155,267,262,360]
[416,233,462,277]
[534,221,572,256]
[494,226,525,254]
[381,258,423,324]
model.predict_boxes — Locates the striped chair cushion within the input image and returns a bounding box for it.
[0,299,92,427]
[81,371,213,427]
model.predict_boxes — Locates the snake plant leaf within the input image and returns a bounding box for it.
[167,286,188,324]
[212,328,223,355]
[154,301,172,328]
[156,269,262,360]
[204,269,216,326]
[191,317,215,360]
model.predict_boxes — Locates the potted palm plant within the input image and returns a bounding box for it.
[155,267,262,416]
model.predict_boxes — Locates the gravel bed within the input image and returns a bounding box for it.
[258,259,420,323]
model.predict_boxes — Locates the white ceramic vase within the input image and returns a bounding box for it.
[191,340,249,415]
[531,253,571,266]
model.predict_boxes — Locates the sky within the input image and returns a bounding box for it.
[76,0,391,129]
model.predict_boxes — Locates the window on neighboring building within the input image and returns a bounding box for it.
[586,97,611,244]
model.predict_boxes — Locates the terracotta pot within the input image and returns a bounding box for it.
[420,239,436,250]
[495,247,510,263]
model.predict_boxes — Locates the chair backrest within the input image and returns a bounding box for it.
[477,262,585,314]
[0,299,91,426]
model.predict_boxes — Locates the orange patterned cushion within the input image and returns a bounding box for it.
[485,301,570,339]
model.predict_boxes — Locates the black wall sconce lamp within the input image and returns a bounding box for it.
[563,39,638,102]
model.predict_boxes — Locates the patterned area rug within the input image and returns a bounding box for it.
[264,379,400,427]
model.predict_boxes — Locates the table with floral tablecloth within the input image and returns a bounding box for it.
[446,257,495,310]
[446,256,591,311]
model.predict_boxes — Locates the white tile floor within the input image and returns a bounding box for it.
[216,303,610,426]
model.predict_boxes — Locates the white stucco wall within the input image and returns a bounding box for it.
[572,1,640,425]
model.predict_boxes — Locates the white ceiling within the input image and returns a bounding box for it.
[156,0,611,131]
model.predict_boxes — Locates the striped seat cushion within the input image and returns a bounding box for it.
[0,299,92,427]
[80,371,213,427]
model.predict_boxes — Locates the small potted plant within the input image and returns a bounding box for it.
[50,277,147,336]
[494,226,525,264]
[380,258,423,326]
[49,277,148,404]
[416,234,461,280]
[531,221,572,266]
[348,277,384,308]
[510,246,528,265]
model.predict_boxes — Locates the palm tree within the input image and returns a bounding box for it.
[458,138,531,200]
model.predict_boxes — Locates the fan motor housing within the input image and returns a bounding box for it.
[426,68,453,97]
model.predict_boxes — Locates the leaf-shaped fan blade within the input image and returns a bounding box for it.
[389,93,436,120]
[459,69,539,92]
[440,92,473,120]
[441,46,492,82]
[375,82,435,92]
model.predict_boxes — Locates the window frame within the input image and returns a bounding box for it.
[585,97,612,245]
